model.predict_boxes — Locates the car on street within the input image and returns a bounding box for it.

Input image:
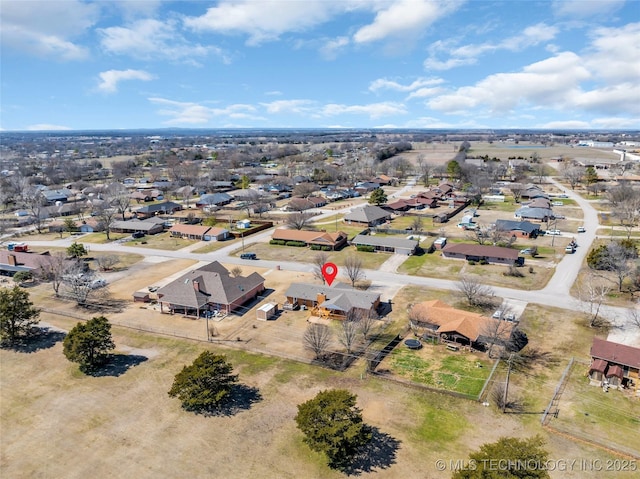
[240,252,258,260]
[565,245,575,254]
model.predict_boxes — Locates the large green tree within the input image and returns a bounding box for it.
[295,389,371,469]
[168,351,238,412]
[67,242,87,259]
[0,286,41,345]
[63,316,115,373]
[452,435,550,479]
[368,187,387,206]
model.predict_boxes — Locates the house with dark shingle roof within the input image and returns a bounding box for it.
[494,219,541,238]
[134,201,182,219]
[111,219,164,235]
[514,206,552,222]
[351,234,418,255]
[196,193,233,208]
[284,282,380,320]
[589,337,640,391]
[156,261,265,317]
[442,243,522,265]
[343,205,391,226]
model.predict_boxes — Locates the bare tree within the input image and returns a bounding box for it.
[410,216,423,233]
[312,252,329,284]
[62,264,99,306]
[230,266,243,278]
[627,305,640,331]
[604,242,635,292]
[357,313,378,340]
[457,276,495,307]
[286,211,313,230]
[22,186,48,234]
[343,255,364,287]
[480,318,515,358]
[466,224,492,245]
[415,155,434,186]
[37,251,71,296]
[303,323,332,360]
[562,165,584,190]
[293,183,317,198]
[576,271,612,328]
[108,183,131,221]
[95,254,119,272]
[608,184,640,239]
[337,318,359,354]
[94,204,118,241]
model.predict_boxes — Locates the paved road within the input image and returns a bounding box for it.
[20,175,639,346]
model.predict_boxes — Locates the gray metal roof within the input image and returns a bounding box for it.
[351,234,418,250]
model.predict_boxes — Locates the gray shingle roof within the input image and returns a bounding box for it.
[344,205,390,223]
[285,282,379,310]
[495,219,540,234]
[351,234,418,250]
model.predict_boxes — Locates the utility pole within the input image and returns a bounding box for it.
[502,352,514,413]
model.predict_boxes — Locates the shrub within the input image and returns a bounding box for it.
[270,239,286,245]
[468,260,477,265]
[321,246,332,251]
[479,259,488,265]
[356,245,375,252]
[310,244,322,250]
[285,240,306,247]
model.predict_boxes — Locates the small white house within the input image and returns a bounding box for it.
[256,303,277,321]
[236,219,251,229]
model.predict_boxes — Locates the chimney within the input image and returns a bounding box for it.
[193,280,200,292]
[8,254,16,266]
[316,293,326,305]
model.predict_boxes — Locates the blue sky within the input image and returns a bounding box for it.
[1,0,638,131]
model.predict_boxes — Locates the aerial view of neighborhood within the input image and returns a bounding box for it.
[2,0,639,478]
[1,129,639,478]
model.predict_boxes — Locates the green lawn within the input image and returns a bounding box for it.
[389,345,493,397]
[80,232,130,244]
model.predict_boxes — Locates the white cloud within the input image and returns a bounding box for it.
[319,36,350,60]
[425,22,558,70]
[585,23,640,83]
[1,0,99,60]
[321,102,407,119]
[26,124,72,131]
[260,100,318,115]
[149,97,261,125]
[99,19,224,63]
[98,70,155,93]
[183,0,342,45]
[553,0,625,18]
[369,77,443,93]
[353,0,463,44]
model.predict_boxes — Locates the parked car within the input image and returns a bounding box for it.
[132,231,145,238]
[547,229,562,235]
[558,194,569,198]
[577,226,586,233]
[520,248,534,255]
[492,310,503,319]
[565,245,575,254]
[89,278,107,289]
[552,201,564,206]
[553,215,565,219]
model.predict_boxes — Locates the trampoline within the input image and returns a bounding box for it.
[404,339,422,350]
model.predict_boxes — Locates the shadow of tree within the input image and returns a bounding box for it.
[2,327,66,353]
[201,384,262,417]
[338,426,401,476]
[88,354,148,377]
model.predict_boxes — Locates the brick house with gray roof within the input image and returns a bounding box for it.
[156,261,265,317]
[343,205,391,226]
[284,282,380,320]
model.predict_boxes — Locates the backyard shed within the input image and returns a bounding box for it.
[256,303,277,321]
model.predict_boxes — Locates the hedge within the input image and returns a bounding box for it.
[270,239,286,245]
[356,245,375,252]
[285,241,307,247]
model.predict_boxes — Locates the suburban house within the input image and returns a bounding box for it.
[494,219,541,238]
[130,190,163,202]
[155,261,265,317]
[524,197,552,209]
[271,228,348,250]
[134,201,182,219]
[350,234,419,255]
[514,206,553,222]
[410,300,515,350]
[520,185,549,199]
[110,219,164,235]
[442,243,522,265]
[196,193,233,208]
[344,205,391,226]
[0,250,65,277]
[168,224,229,241]
[41,188,73,205]
[284,283,380,320]
[49,218,104,233]
[286,196,327,211]
[589,337,640,393]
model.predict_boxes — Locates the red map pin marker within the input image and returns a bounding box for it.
[321,262,338,286]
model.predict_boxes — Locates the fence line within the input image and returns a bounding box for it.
[541,357,575,426]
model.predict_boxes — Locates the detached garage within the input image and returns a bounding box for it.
[256,303,277,321]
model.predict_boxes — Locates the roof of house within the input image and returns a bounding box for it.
[135,201,182,214]
[590,337,640,369]
[196,193,233,205]
[351,234,418,250]
[0,250,58,273]
[42,188,72,201]
[272,228,347,245]
[285,282,379,311]
[169,224,212,236]
[589,358,608,373]
[157,261,265,308]
[344,205,390,223]
[111,219,163,232]
[411,299,513,342]
[495,219,540,234]
[514,206,553,219]
[442,243,519,260]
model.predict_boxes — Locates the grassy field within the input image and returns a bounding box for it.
[128,232,199,250]
[388,345,493,397]
[0,318,622,479]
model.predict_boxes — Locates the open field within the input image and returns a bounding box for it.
[1,319,624,479]
[465,143,620,163]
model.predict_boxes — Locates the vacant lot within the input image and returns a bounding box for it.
[1,320,622,479]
